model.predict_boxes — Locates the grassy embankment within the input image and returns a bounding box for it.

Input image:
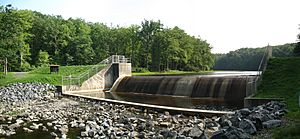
[0,65,102,86]
[1,66,210,86]
[255,57,300,139]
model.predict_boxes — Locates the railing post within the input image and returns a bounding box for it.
[4,58,7,75]
[69,75,71,91]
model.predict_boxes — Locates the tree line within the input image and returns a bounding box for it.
[214,43,296,71]
[0,5,214,72]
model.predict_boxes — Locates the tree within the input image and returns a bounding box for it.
[0,6,216,72]
[214,44,295,71]
[0,6,33,71]
[36,50,49,67]
[90,23,111,63]
[66,19,95,65]
[128,25,141,67]
[139,20,162,69]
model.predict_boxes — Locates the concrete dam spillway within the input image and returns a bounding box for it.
[62,56,264,111]
[112,75,256,108]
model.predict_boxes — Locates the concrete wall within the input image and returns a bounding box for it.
[104,63,131,90]
[119,63,132,77]
[64,63,131,92]
[244,97,283,107]
[80,66,109,90]
[104,64,119,90]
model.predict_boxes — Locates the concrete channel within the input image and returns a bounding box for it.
[62,91,234,117]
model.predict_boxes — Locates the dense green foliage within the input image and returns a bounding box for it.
[214,44,295,70]
[256,57,300,119]
[0,65,98,86]
[0,5,214,72]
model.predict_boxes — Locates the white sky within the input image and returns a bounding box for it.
[1,0,300,53]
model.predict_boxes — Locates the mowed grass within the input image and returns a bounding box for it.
[255,57,300,139]
[273,123,300,139]
[0,65,102,86]
[132,70,213,76]
[256,57,300,119]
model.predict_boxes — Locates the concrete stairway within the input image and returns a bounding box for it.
[79,65,110,90]
[63,55,132,93]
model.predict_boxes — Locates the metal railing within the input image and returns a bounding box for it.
[107,55,131,64]
[246,46,272,96]
[62,55,130,92]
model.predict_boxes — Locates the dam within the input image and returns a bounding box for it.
[62,55,262,112]
[109,72,258,109]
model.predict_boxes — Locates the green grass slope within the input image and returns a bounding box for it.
[256,57,300,119]
[256,57,300,139]
[0,65,101,86]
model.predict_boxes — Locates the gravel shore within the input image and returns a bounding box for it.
[0,83,287,139]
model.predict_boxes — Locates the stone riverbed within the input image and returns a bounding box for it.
[0,83,287,139]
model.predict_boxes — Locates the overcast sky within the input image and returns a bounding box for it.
[1,0,300,53]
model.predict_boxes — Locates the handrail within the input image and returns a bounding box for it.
[246,46,272,96]
[63,55,130,79]
[255,46,271,80]
[62,55,130,92]
[257,47,267,75]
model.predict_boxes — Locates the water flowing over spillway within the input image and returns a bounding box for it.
[111,75,256,106]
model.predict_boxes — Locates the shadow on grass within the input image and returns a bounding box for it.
[273,122,300,139]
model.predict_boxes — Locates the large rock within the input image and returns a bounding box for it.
[228,115,241,127]
[29,123,39,130]
[225,126,251,139]
[16,119,24,124]
[88,129,96,137]
[239,119,257,134]
[23,127,33,133]
[81,131,88,137]
[160,128,177,138]
[210,129,227,139]
[263,120,282,129]
[239,108,251,116]
[0,128,6,135]
[189,127,203,138]
[8,123,21,130]
[0,83,56,104]
[50,132,57,137]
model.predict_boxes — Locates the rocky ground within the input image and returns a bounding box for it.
[0,83,287,139]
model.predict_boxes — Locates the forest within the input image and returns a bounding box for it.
[0,5,214,72]
[213,43,296,70]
